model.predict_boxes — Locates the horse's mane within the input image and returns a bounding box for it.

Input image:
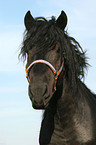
[19,16,88,92]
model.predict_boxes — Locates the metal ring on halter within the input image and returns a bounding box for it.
[26,59,64,94]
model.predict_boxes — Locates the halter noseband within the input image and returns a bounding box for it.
[26,59,64,94]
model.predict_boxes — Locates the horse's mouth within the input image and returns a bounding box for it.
[32,103,45,109]
[32,96,51,109]
[29,91,51,109]
[32,95,51,109]
[32,99,49,110]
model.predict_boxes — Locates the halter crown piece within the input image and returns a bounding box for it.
[26,59,64,94]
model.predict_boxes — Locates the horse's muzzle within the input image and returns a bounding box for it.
[29,86,50,109]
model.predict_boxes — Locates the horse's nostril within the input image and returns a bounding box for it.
[43,85,47,96]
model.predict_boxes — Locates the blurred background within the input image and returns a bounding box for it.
[0,0,96,145]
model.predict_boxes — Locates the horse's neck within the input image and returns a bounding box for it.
[51,78,94,144]
[57,78,92,123]
[40,79,95,144]
[50,78,77,143]
[57,78,75,120]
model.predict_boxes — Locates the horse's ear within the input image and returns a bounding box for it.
[24,11,35,31]
[56,11,67,30]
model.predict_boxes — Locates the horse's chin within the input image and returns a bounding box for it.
[32,104,45,110]
[32,94,52,110]
[32,101,49,110]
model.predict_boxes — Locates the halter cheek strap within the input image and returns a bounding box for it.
[26,59,64,94]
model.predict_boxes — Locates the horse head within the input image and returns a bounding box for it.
[24,11,67,109]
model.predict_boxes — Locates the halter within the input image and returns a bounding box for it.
[26,59,64,94]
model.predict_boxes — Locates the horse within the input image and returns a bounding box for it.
[19,10,96,145]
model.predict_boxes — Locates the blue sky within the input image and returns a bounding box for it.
[0,0,96,145]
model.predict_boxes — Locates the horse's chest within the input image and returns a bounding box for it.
[49,116,76,144]
[73,100,94,143]
[49,114,93,145]
[73,115,93,143]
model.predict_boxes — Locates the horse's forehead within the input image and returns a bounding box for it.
[27,48,47,62]
[28,43,60,57]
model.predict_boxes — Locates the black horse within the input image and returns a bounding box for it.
[20,11,96,145]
